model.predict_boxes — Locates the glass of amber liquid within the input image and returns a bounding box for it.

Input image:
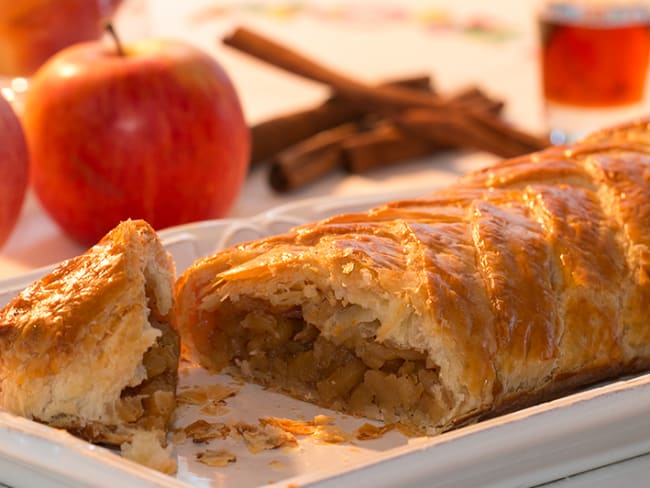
[539,0,650,144]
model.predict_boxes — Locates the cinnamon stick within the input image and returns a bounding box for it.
[270,87,508,190]
[446,86,504,116]
[223,27,548,157]
[223,27,448,112]
[341,87,505,173]
[394,108,539,158]
[341,122,439,174]
[269,123,359,192]
[251,75,433,165]
[394,110,505,157]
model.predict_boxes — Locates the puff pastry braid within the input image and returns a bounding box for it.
[0,220,180,446]
[175,119,650,434]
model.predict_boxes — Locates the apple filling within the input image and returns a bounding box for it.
[103,283,180,444]
[116,317,179,428]
[208,298,453,433]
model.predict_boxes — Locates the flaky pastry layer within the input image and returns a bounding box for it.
[0,219,180,445]
[175,120,650,434]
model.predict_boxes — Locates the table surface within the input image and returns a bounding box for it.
[1,0,649,486]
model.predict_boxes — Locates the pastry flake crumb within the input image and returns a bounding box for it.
[395,422,423,438]
[260,417,316,436]
[269,460,287,471]
[196,449,237,467]
[200,402,230,417]
[354,422,395,441]
[312,425,349,444]
[183,419,231,443]
[176,384,239,406]
[120,431,177,475]
[234,421,298,453]
[260,415,335,436]
[313,414,334,425]
[261,415,347,443]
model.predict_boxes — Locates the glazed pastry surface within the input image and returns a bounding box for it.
[0,219,180,445]
[175,120,650,434]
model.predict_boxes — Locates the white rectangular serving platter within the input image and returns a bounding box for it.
[1,189,650,488]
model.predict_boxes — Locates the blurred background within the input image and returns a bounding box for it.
[1,0,649,275]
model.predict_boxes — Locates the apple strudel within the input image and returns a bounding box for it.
[0,219,180,447]
[175,119,650,434]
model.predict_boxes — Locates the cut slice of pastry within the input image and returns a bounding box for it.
[0,219,180,449]
[174,119,650,435]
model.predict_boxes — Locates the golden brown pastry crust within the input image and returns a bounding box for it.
[0,219,180,446]
[174,119,650,434]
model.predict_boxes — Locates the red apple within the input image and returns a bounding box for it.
[0,94,29,248]
[22,34,250,245]
[0,0,122,77]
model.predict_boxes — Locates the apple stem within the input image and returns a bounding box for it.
[104,22,125,56]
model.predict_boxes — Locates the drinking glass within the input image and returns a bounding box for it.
[539,0,650,144]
